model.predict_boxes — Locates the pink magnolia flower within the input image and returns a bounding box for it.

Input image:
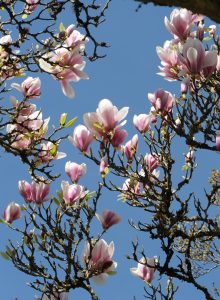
[65,161,87,183]
[24,0,39,14]
[216,131,220,151]
[96,210,121,230]
[164,8,203,40]
[156,40,182,80]
[41,292,68,300]
[179,38,217,76]
[65,24,88,49]
[10,134,32,150]
[83,99,129,138]
[61,181,84,204]
[111,128,127,149]
[39,47,88,99]
[11,77,41,99]
[122,134,138,161]
[4,202,21,223]
[83,239,117,284]
[69,125,93,153]
[39,142,66,163]
[144,153,159,172]
[148,89,175,113]
[18,180,50,204]
[130,257,156,283]
[99,155,109,177]
[133,114,152,133]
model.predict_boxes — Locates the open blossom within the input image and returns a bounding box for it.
[4,202,21,223]
[148,89,175,113]
[39,46,88,99]
[156,40,182,80]
[18,180,50,204]
[65,24,89,49]
[130,257,156,283]
[83,239,117,284]
[216,131,220,151]
[61,181,84,204]
[133,114,152,133]
[179,38,217,76]
[122,134,138,161]
[69,124,93,153]
[11,77,41,99]
[24,0,39,14]
[84,99,129,139]
[41,292,68,300]
[96,210,121,230]
[164,8,203,40]
[38,142,66,163]
[65,161,87,183]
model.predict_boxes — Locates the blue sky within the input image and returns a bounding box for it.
[0,1,219,299]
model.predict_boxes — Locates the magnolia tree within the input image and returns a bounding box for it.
[0,1,220,300]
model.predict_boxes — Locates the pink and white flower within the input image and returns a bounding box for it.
[83,239,117,284]
[65,161,87,183]
[18,180,50,204]
[4,202,21,223]
[69,125,93,153]
[133,114,152,133]
[61,181,84,205]
[11,77,41,99]
[96,210,121,230]
[148,89,175,113]
[130,256,156,283]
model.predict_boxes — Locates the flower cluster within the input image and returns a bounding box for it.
[39,24,89,98]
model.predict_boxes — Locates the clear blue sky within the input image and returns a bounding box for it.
[0,1,219,299]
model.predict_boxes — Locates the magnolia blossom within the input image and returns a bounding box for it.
[11,77,41,99]
[65,161,87,182]
[69,125,93,153]
[111,128,127,149]
[4,202,21,223]
[38,142,66,163]
[180,77,190,94]
[41,292,68,300]
[39,46,88,98]
[65,24,89,49]
[18,180,50,204]
[144,153,159,172]
[99,155,109,177]
[96,210,121,229]
[83,99,129,140]
[24,0,39,14]
[83,239,117,284]
[179,38,217,76]
[122,134,138,161]
[133,114,152,133]
[61,181,84,205]
[130,257,156,283]
[164,8,203,40]
[148,89,175,113]
[156,40,182,80]
[216,131,220,151]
